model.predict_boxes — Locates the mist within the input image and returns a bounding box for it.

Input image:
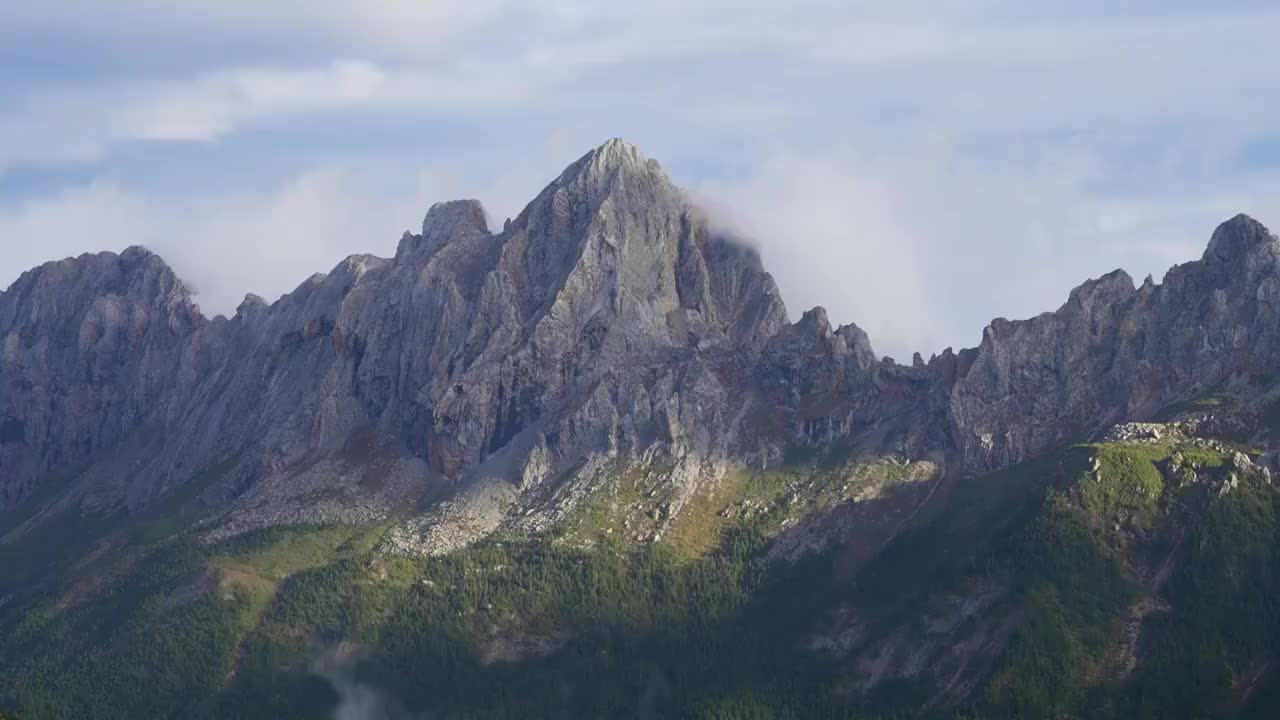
[311,643,418,720]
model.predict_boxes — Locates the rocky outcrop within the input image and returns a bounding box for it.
[3,139,1280,542]
[947,214,1280,470]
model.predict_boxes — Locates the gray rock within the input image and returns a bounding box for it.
[0,140,789,536]
[947,214,1280,470]
[4,141,1280,545]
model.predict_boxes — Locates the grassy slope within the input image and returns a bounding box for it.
[2,440,1280,719]
[0,452,897,719]
[980,440,1280,720]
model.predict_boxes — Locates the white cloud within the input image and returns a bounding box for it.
[0,171,423,316]
[3,1,1280,362]
[699,137,1280,361]
[0,58,556,172]
[2,137,1277,364]
[5,4,1278,175]
[3,1,519,62]
[0,149,571,317]
[695,154,940,361]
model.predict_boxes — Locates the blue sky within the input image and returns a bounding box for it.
[2,1,1279,361]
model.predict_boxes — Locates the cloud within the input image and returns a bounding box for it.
[2,1,518,63]
[699,136,1280,362]
[696,154,939,361]
[0,147,577,318]
[310,642,415,720]
[7,4,1278,175]
[0,170,422,316]
[2,2,1279,363]
[2,134,1278,365]
[0,58,560,173]
[0,61,374,169]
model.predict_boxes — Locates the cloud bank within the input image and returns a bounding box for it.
[2,2,1279,360]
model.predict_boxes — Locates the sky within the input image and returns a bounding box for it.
[1,2,1279,361]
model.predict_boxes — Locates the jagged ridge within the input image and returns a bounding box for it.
[2,141,1279,549]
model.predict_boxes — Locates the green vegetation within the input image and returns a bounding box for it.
[983,494,1137,716]
[1074,442,1168,533]
[560,454,937,566]
[1124,478,1280,719]
[0,523,394,720]
[0,513,877,719]
[4,439,1280,719]
[1178,445,1230,469]
[980,440,1280,719]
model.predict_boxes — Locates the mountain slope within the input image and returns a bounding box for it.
[5,391,1280,719]
[3,140,1280,718]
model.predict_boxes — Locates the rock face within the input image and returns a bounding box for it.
[948,214,1280,469]
[0,248,209,507]
[3,139,1280,539]
[0,140,791,532]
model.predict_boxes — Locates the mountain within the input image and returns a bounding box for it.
[3,140,1280,719]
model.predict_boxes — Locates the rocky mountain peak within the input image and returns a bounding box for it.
[1203,213,1277,265]
[1064,268,1136,313]
[2,245,194,320]
[396,199,492,260]
[119,243,158,264]
[423,199,490,241]
[477,138,786,359]
[537,137,673,216]
[236,293,267,316]
[571,137,658,180]
[796,307,833,336]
